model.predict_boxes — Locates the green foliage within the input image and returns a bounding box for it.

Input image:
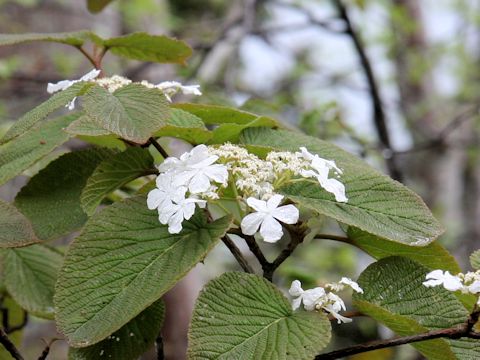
[470,250,480,270]
[0,113,78,186]
[154,108,212,144]
[354,256,479,359]
[103,32,192,64]
[347,228,461,273]
[1,82,92,144]
[69,300,164,359]
[0,31,95,47]
[240,127,443,245]
[0,199,38,247]
[86,0,115,13]
[83,84,170,144]
[14,148,114,240]
[81,147,155,215]
[55,196,232,347]
[188,272,331,359]
[2,245,63,319]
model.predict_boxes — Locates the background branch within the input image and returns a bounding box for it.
[221,236,255,274]
[0,328,24,360]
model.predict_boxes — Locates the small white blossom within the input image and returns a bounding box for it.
[95,75,132,92]
[289,279,357,324]
[47,68,101,110]
[159,145,228,194]
[241,195,299,243]
[423,270,464,291]
[147,173,186,211]
[326,277,364,293]
[155,81,202,102]
[162,196,206,234]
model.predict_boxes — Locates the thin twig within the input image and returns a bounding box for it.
[313,234,351,244]
[0,328,24,360]
[229,228,270,270]
[37,338,59,360]
[156,335,165,360]
[222,236,255,274]
[316,309,480,359]
[149,138,169,159]
[333,0,403,182]
[75,46,98,69]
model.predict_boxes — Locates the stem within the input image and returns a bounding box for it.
[221,236,255,274]
[333,0,402,182]
[0,328,24,360]
[313,234,351,244]
[316,309,480,359]
[156,335,165,360]
[149,138,169,159]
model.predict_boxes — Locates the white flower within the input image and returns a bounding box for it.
[327,277,364,293]
[147,173,186,211]
[161,196,206,234]
[47,69,101,110]
[241,194,299,243]
[423,270,464,291]
[289,280,353,324]
[155,81,202,102]
[159,145,228,194]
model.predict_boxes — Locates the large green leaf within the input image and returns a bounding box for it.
[240,128,443,245]
[69,299,164,359]
[0,113,78,186]
[15,148,114,241]
[209,116,278,144]
[1,83,92,144]
[83,84,170,144]
[2,244,63,319]
[470,250,480,270]
[0,31,94,47]
[81,147,155,216]
[188,272,331,360]
[347,228,461,273]
[0,199,38,248]
[55,197,232,347]
[103,32,192,64]
[86,0,115,13]
[173,103,277,125]
[354,256,478,359]
[154,108,212,144]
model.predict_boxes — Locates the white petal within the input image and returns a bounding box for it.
[66,97,77,110]
[168,211,184,233]
[320,178,348,203]
[188,172,211,194]
[468,281,480,294]
[79,68,101,82]
[272,204,299,224]
[204,164,229,184]
[181,84,202,96]
[259,215,283,243]
[180,201,197,220]
[443,273,464,291]
[301,288,326,311]
[246,197,268,212]
[423,279,443,287]
[240,212,265,236]
[47,79,73,93]
[291,296,302,311]
[323,304,352,324]
[425,270,444,280]
[266,194,284,210]
[339,277,363,293]
[289,280,304,297]
[147,189,163,210]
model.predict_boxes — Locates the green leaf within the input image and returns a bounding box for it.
[103,32,192,64]
[83,84,170,144]
[55,197,232,347]
[240,128,443,245]
[2,244,63,319]
[154,108,212,144]
[347,228,461,273]
[14,148,115,241]
[173,103,277,125]
[209,116,277,144]
[188,272,331,359]
[354,256,478,359]
[65,114,111,137]
[470,250,480,270]
[0,113,78,186]
[1,83,92,144]
[0,31,95,47]
[87,0,115,13]
[0,199,39,248]
[81,147,155,215]
[69,300,164,359]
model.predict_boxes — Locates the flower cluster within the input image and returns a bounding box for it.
[423,269,480,305]
[147,145,228,233]
[46,69,201,109]
[148,143,348,241]
[289,278,363,323]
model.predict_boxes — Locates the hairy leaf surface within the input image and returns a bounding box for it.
[0,199,38,247]
[188,272,331,360]
[55,197,232,347]
[0,31,94,47]
[3,245,63,319]
[15,148,114,240]
[470,250,480,270]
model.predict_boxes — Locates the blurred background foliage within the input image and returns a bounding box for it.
[1,0,479,359]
